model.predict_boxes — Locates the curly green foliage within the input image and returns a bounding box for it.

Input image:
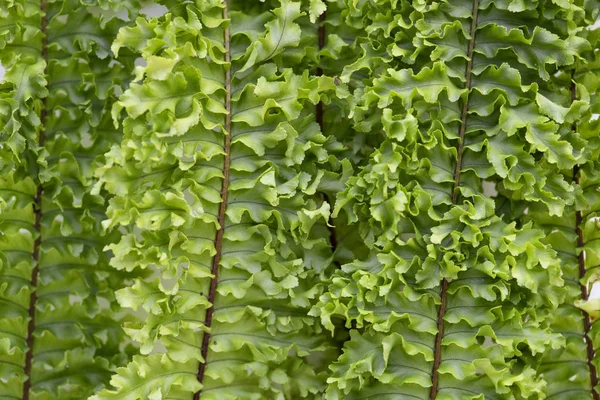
[3,1,600,399]
[92,1,341,398]
[292,0,370,271]
[315,0,376,166]
[575,35,600,397]
[314,0,594,398]
[511,7,600,398]
[0,1,141,398]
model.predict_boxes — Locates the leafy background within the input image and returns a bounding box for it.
[2,1,600,399]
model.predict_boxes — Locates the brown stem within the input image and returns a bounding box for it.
[22,1,47,399]
[194,3,231,399]
[430,0,479,398]
[315,11,325,134]
[572,77,599,399]
[315,11,338,252]
[577,196,600,400]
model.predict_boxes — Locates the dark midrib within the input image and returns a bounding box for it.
[194,4,231,398]
[315,11,326,125]
[572,79,600,399]
[577,183,600,400]
[430,0,479,398]
[315,11,338,251]
[22,1,47,399]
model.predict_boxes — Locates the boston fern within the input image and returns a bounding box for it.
[1,0,600,399]
[0,1,142,399]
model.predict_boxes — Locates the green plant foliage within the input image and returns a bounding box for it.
[505,6,600,398]
[91,1,340,398]
[315,0,598,399]
[2,0,600,399]
[0,0,141,398]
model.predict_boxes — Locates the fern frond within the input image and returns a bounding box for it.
[93,1,339,398]
[318,1,590,398]
[0,1,141,398]
[513,4,600,398]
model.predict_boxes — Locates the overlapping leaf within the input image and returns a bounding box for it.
[316,1,590,399]
[513,6,600,398]
[93,1,340,398]
[0,0,142,398]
